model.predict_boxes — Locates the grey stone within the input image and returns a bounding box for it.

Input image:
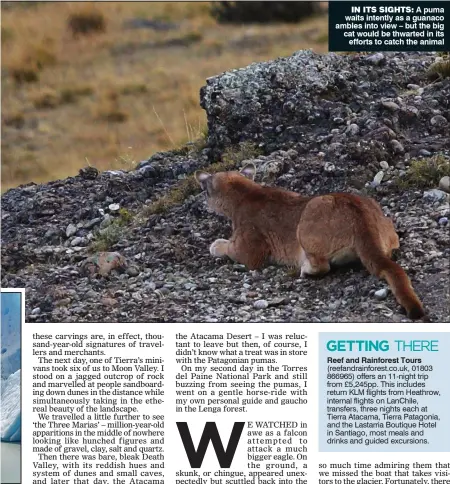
[366,53,384,65]
[423,189,448,203]
[374,288,389,300]
[70,237,84,247]
[430,115,448,127]
[66,224,77,238]
[254,299,269,310]
[126,265,140,277]
[439,176,450,194]
[390,140,405,154]
[373,171,384,186]
[382,101,400,112]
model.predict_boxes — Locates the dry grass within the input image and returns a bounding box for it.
[142,140,262,216]
[1,2,328,190]
[427,58,450,80]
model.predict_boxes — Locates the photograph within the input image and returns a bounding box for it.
[1,289,22,484]
[1,2,449,323]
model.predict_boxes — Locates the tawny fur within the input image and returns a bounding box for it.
[195,164,425,320]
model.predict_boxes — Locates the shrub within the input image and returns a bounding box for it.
[60,85,94,104]
[10,65,39,84]
[2,112,25,129]
[67,8,106,37]
[94,92,128,123]
[398,155,450,189]
[427,58,450,80]
[31,89,60,109]
[9,42,57,84]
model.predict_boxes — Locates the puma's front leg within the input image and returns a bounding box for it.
[209,239,230,258]
[209,231,268,270]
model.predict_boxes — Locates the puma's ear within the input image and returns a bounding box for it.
[195,171,211,188]
[240,163,256,180]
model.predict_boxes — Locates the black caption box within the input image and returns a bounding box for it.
[329,1,449,51]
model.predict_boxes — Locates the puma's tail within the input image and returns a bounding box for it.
[356,239,425,320]
[378,259,425,320]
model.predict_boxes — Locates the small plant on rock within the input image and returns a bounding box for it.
[398,154,450,189]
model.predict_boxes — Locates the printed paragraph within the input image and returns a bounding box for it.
[175,332,308,413]
[319,334,450,452]
[318,461,450,484]
[31,332,165,484]
[328,2,448,51]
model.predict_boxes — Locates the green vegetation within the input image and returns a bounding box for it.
[397,154,450,189]
[90,208,133,252]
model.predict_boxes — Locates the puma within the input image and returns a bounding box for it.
[195,163,425,320]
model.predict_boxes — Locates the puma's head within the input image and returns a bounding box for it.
[194,163,256,215]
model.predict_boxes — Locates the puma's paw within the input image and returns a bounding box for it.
[210,239,229,258]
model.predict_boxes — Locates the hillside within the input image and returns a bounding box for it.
[1,2,328,190]
[2,50,449,323]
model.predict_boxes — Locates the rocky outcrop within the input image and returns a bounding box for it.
[2,50,449,322]
[201,50,450,164]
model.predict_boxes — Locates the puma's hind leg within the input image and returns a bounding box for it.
[300,251,331,278]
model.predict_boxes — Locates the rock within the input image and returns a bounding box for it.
[373,171,384,186]
[70,237,85,247]
[79,166,98,180]
[109,203,120,212]
[346,124,359,136]
[31,307,41,315]
[439,176,450,194]
[84,218,102,229]
[374,288,389,300]
[423,189,448,203]
[55,298,71,307]
[419,149,432,157]
[81,252,127,277]
[66,224,77,238]
[407,84,420,90]
[101,297,118,307]
[184,282,197,291]
[254,299,269,310]
[430,115,448,127]
[438,217,448,226]
[269,297,288,307]
[324,162,336,173]
[145,281,157,291]
[379,161,389,170]
[366,53,385,65]
[390,140,405,154]
[382,101,400,112]
[126,265,140,277]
